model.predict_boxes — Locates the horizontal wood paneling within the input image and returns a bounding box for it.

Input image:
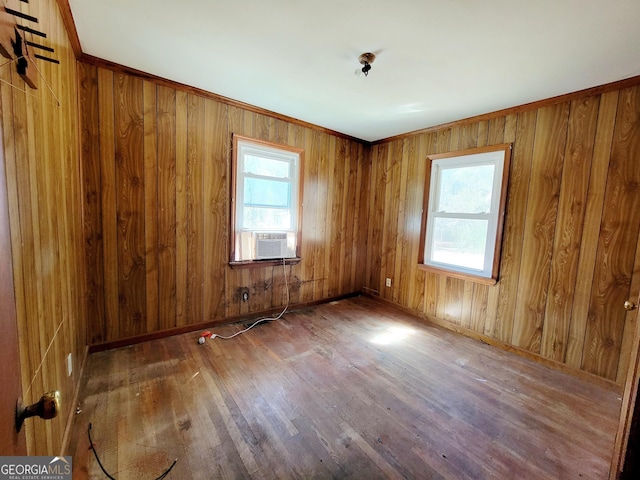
[79,63,369,344]
[1,0,85,455]
[367,85,640,383]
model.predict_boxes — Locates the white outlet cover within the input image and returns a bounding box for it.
[67,353,73,376]
[385,278,392,287]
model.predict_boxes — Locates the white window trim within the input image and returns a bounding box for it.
[235,141,299,232]
[231,135,304,264]
[420,144,511,284]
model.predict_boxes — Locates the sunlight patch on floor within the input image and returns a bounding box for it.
[370,325,416,345]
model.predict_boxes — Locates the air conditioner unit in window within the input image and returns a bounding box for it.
[255,233,287,259]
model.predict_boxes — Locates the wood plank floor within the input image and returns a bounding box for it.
[67,296,621,479]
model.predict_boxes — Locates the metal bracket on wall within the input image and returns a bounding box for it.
[1,3,59,91]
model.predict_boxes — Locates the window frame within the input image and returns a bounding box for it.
[418,144,512,285]
[230,134,304,267]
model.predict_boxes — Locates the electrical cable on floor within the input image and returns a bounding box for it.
[199,258,290,343]
[87,423,177,480]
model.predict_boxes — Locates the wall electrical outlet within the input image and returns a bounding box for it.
[67,353,73,377]
[385,278,392,287]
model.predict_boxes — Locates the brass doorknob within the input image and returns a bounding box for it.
[16,391,61,432]
[624,301,638,311]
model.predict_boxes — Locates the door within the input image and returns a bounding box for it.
[0,125,26,455]
[610,294,640,479]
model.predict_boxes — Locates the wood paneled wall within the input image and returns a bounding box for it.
[79,56,640,386]
[0,0,85,455]
[366,86,640,383]
[79,63,370,344]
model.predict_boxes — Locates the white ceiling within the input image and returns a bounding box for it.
[67,0,640,142]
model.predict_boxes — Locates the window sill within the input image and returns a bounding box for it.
[229,257,302,269]
[418,263,498,286]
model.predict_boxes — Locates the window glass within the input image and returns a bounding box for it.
[438,164,494,214]
[419,144,511,283]
[244,178,291,208]
[232,136,303,263]
[244,155,290,178]
[431,218,488,270]
[242,207,291,231]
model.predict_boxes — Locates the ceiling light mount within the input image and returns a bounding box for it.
[358,52,376,77]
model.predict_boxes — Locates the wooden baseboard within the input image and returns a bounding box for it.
[88,292,360,353]
[60,345,88,455]
[364,293,622,393]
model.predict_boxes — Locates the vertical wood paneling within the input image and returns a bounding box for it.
[443,277,464,325]
[314,133,330,300]
[354,143,370,292]
[396,137,416,308]
[511,103,569,352]
[338,141,356,295]
[328,137,346,297]
[459,123,479,149]
[365,143,384,294]
[79,63,104,343]
[381,140,403,300]
[487,117,506,145]
[225,105,245,317]
[583,87,640,379]
[477,121,488,146]
[202,100,227,320]
[484,114,516,336]
[408,134,430,312]
[186,94,205,324]
[79,63,640,385]
[323,136,337,298]
[469,285,488,333]
[1,55,32,425]
[1,0,85,455]
[98,69,119,342]
[157,86,177,330]
[285,123,305,305]
[490,111,536,342]
[364,85,640,383]
[392,139,410,305]
[541,96,599,361]
[301,129,319,303]
[175,91,188,326]
[142,81,158,334]
[114,74,146,338]
[460,281,474,330]
[81,65,369,343]
[23,79,47,399]
[566,91,619,370]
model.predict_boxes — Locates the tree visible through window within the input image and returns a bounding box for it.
[419,144,511,284]
[231,136,304,263]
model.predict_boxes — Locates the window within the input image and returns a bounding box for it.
[419,144,511,284]
[231,135,303,263]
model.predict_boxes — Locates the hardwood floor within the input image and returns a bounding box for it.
[67,296,620,479]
